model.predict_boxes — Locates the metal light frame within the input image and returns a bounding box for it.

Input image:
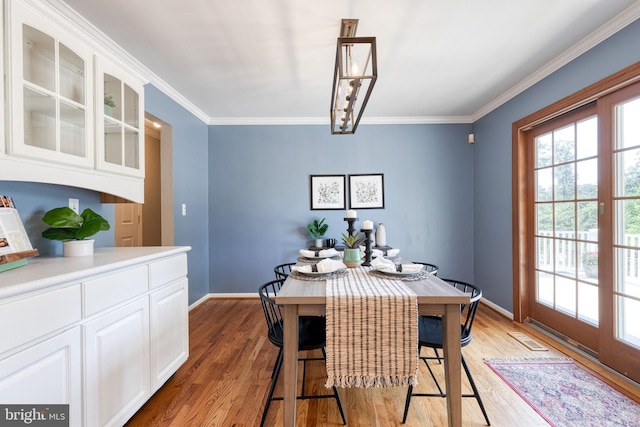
[330,20,377,135]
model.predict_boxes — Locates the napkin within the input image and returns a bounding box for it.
[292,258,347,273]
[371,257,423,274]
[299,248,340,258]
[372,248,400,257]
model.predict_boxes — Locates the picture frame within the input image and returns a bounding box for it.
[310,175,346,210]
[349,174,385,209]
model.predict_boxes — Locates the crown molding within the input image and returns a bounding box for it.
[471,2,640,122]
[207,115,473,126]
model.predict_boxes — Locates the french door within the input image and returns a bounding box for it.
[526,81,640,383]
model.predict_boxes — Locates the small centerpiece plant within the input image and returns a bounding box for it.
[307,218,329,248]
[341,232,366,268]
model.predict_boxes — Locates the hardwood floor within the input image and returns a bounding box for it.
[126,298,640,426]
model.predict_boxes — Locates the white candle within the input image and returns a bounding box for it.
[346,209,357,218]
[362,220,373,230]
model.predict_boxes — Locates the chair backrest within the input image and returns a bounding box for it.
[258,279,286,347]
[440,278,482,344]
[413,262,439,276]
[274,262,296,279]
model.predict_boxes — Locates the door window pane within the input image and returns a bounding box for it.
[615,97,640,150]
[536,133,552,167]
[577,116,598,159]
[554,125,575,163]
[536,168,552,201]
[554,164,575,200]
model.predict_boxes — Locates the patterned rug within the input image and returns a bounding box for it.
[485,358,640,427]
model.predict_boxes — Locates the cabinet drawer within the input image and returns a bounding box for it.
[0,284,81,355]
[149,254,187,289]
[84,266,148,316]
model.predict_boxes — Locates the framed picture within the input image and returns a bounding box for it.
[310,175,346,210]
[349,174,385,209]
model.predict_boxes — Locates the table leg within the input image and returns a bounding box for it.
[283,304,299,427]
[442,303,462,427]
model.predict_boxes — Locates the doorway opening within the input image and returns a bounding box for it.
[112,114,174,246]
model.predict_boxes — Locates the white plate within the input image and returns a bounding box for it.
[298,268,347,276]
[375,267,423,276]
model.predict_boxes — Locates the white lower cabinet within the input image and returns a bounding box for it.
[84,297,150,427]
[0,247,190,427]
[0,327,82,427]
[150,278,189,392]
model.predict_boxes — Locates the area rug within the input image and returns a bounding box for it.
[485,357,640,426]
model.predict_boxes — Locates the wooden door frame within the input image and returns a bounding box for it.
[512,61,640,323]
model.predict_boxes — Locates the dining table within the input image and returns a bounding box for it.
[275,261,471,427]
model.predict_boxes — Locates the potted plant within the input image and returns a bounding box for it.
[42,207,110,257]
[307,218,329,248]
[104,94,115,116]
[581,251,598,278]
[341,232,366,268]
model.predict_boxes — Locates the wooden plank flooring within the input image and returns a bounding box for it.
[126,298,640,426]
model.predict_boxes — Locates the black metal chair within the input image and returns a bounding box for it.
[412,262,439,276]
[274,262,296,279]
[402,278,490,425]
[258,279,347,427]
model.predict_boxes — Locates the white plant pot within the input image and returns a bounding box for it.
[63,239,95,257]
[315,238,324,248]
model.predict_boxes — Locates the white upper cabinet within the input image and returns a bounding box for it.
[96,59,145,177]
[6,0,94,168]
[1,0,146,202]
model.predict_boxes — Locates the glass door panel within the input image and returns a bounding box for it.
[104,120,122,165]
[530,109,600,350]
[60,101,85,157]
[23,87,56,150]
[59,43,85,104]
[22,25,55,91]
[613,97,640,349]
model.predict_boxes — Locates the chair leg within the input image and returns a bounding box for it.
[461,354,491,426]
[323,347,347,425]
[260,348,283,427]
[402,384,413,423]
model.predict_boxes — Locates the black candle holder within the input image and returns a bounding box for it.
[361,228,373,266]
[344,217,358,237]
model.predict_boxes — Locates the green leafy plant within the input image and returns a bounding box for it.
[581,251,598,266]
[307,218,329,239]
[42,207,110,241]
[341,232,366,249]
[104,94,115,108]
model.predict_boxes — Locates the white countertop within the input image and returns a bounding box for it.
[0,246,191,299]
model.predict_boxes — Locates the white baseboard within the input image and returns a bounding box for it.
[480,297,514,320]
[189,292,257,311]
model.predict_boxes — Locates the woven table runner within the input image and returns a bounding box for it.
[325,267,418,388]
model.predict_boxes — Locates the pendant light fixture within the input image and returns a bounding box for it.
[330,19,377,135]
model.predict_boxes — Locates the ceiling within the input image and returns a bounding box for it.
[59,0,639,124]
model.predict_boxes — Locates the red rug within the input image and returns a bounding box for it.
[485,358,640,427]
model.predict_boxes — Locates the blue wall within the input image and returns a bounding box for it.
[208,123,474,293]
[472,19,640,312]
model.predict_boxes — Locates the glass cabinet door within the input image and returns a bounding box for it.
[98,67,144,177]
[8,14,93,167]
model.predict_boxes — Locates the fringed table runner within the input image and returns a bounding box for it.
[325,267,418,388]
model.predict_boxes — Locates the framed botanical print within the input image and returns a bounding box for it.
[310,175,346,210]
[349,174,384,209]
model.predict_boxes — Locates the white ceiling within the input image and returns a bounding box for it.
[58,0,639,124]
